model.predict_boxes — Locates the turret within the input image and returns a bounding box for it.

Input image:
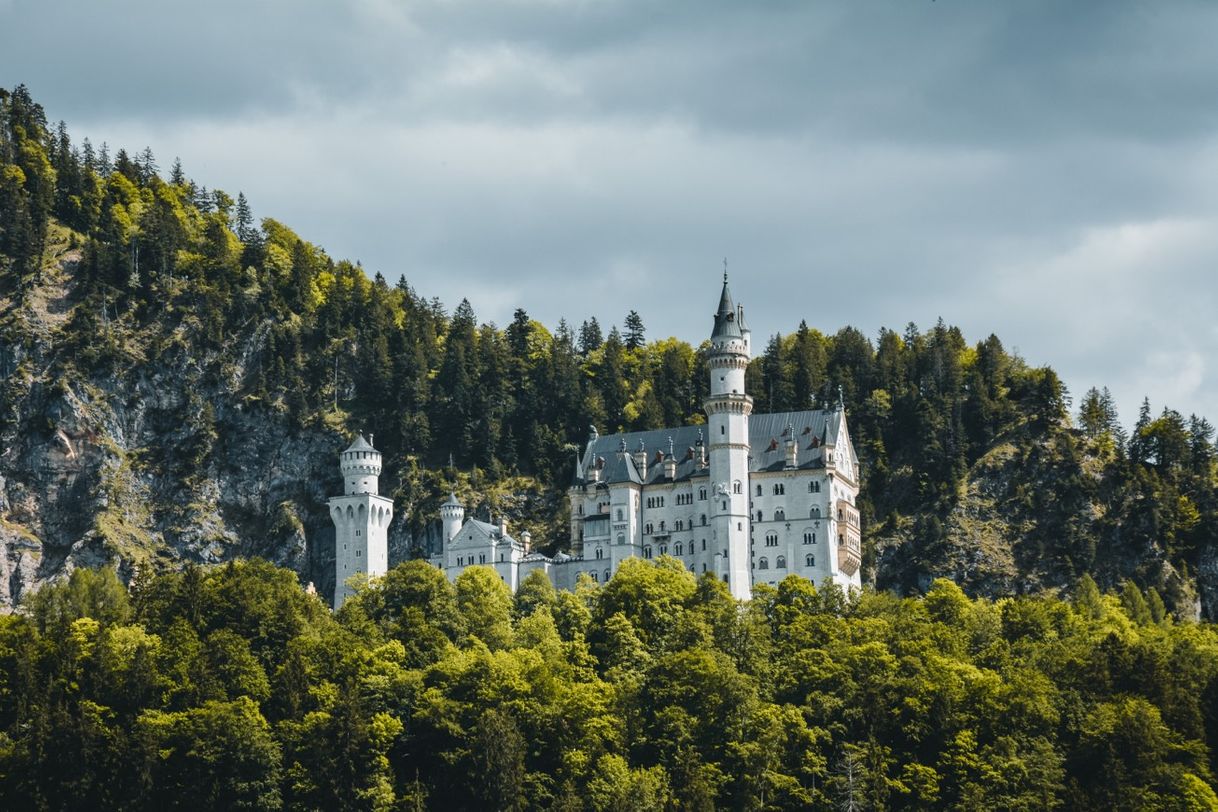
[441,492,464,542]
[663,436,677,480]
[633,441,647,477]
[340,434,381,495]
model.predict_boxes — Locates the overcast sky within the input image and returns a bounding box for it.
[3,0,1217,425]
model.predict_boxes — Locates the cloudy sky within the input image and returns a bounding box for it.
[3,0,1217,424]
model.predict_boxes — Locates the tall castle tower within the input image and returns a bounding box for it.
[329,434,393,609]
[704,272,753,599]
[440,492,465,544]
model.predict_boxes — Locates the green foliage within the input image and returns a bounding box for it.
[3,561,1217,808]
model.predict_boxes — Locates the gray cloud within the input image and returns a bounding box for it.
[2,0,1216,424]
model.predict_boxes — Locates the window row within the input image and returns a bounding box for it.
[754,554,815,570]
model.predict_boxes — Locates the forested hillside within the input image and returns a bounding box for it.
[1,84,1216,616]
[2,560,1217,809]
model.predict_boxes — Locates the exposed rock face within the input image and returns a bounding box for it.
[874,434,1205,620]
[0,257,387,608]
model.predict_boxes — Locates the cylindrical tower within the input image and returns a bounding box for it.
[703,271,753,600]
[330,433,393,609]
[440,492,465,542]
[341,434,381,495]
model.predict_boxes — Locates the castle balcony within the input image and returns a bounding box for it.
[835,499,862,577]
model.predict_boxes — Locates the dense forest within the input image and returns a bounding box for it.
[2,560,1217,809]
[2,83,1215,613]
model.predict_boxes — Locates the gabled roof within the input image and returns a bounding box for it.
[449,518,522,549]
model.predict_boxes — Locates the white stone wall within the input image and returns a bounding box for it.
[330,494,392,609]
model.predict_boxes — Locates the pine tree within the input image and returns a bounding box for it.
[98,141,111,176]
[624,310,646,350]
[234,192,255,244]
[578,318,603,355]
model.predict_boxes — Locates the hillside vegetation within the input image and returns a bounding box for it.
[2,560,1217,809]
[0,83,1216,616]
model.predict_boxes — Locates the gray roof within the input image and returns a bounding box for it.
[345,434,375,452]
[711,276,743,339]
[464,518,521,546]
[574,407,844,486]
[443,492,462,507]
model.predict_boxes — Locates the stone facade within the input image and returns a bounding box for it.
[333,275,862,605]
[421,275,863,599]
[328,435,392,608]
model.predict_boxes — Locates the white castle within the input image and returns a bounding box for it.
[329,274,862,608]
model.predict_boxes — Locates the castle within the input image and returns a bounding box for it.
[328,274,862,609]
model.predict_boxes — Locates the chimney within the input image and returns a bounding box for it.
[786,422,798,468]
[663,436,677,480]
[633,442,647,476]
[520,529,532,553]
[498,515,509,538]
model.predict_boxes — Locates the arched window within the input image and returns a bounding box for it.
[759,557,769,570]
[756,484,763,496]
[765,532,778,547]
[811,507,821,518]
[810,481,821,493]
[595,547,604,559]
[675,542,683,555]
[775,509,786,521]
[616,508,623,520]
[805,554,815,567]
[773,483,784,495]
[591,571,598,582]
[604,570,610,582]
[701,539,707,551]
[701,514,707,526]
[777,555,786,569]
[804,531,815,545]
[617,533,625,545]
[659,545,668,556]
[644,546,653,559]
[699,487,707,500]
[757,511,763,522]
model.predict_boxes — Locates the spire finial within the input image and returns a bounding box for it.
[723,257,728,283]
[837,384,844,409]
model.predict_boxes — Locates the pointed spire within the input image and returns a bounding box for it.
[711,269,742,340]
[837,384,844,410]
